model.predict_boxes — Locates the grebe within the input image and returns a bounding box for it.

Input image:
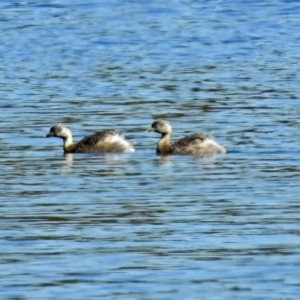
[148,120,226,155]
[46,124,134,153]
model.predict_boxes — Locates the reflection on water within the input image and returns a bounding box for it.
[64,153,74,168]
[1,0,300,299]
[62,152,124,168]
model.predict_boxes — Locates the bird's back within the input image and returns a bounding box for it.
[71,130,134,153]
[170,133,225,155]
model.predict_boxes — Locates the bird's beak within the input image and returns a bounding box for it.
[45,132,53,138]
[146,128,154,132]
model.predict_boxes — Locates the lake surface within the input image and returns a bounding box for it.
[1,0,300,299]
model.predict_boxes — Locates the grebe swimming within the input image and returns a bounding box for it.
[148,120,226,155]
[46,124,135,153]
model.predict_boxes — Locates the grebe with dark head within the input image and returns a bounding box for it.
[46,124,135,153]
[148,119,226,155]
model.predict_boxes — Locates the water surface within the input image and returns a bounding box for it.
[1,0,300,299]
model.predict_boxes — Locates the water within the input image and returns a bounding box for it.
[1,0,300,299]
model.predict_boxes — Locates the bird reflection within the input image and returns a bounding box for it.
[63,153,74,168]
[61,152,124,168]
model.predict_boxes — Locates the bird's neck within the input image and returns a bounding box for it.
[157,133,171,155]
[63,136,74,153]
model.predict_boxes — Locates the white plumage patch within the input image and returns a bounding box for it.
[111,135,135,152]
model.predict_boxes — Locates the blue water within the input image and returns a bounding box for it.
[1,0,300,299]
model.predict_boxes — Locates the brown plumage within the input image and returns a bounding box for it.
[148,119,226,155]
[46,124,135,153]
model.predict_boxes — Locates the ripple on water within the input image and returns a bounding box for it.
[1,0,300,299]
